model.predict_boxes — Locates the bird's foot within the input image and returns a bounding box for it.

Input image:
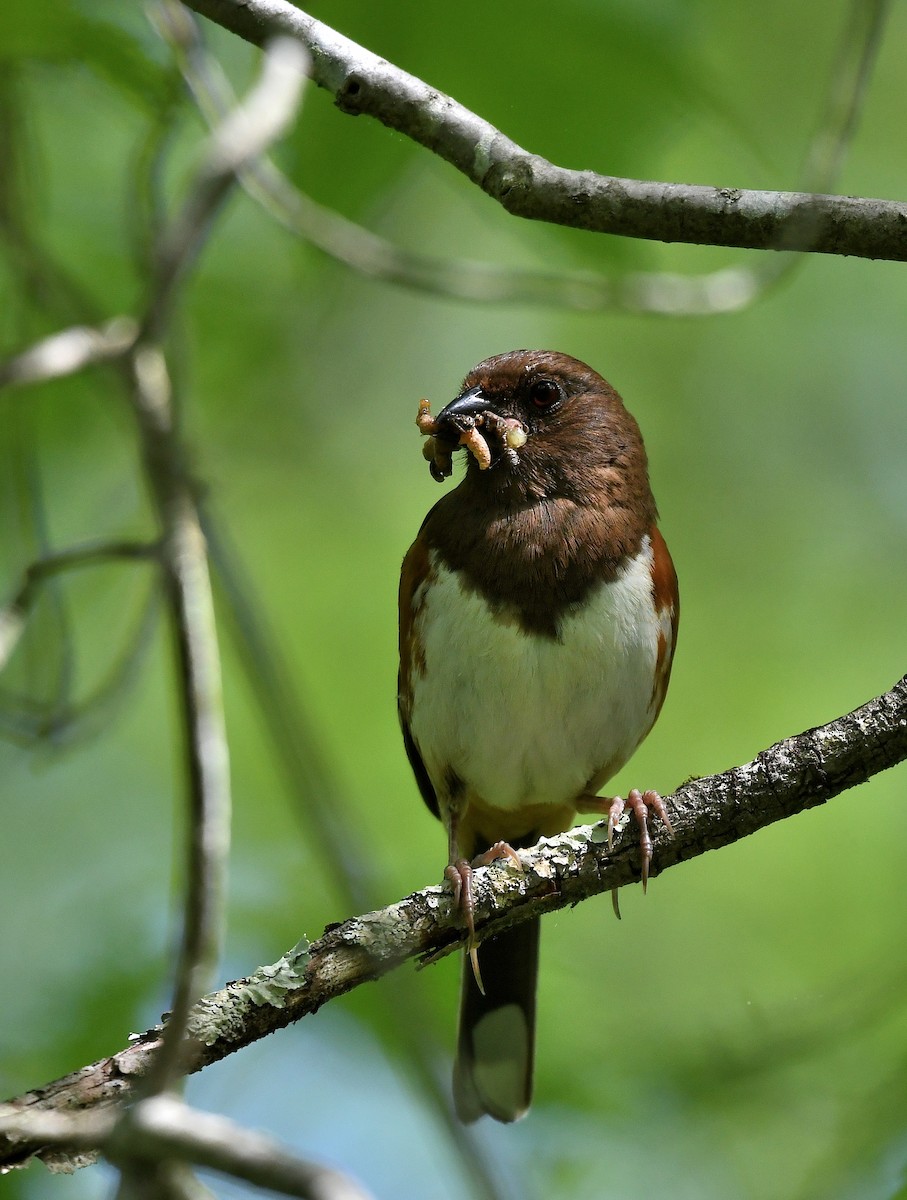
[579,788,673,891]
[473,840,524,873]
[445,842,524,993]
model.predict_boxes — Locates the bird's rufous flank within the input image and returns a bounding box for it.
[398,350,678,1123]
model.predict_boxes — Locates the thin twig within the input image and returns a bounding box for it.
[0,540,158,672]
[0,319,138,389]
[141,34,310,343]
[800,0,891,191]
[128,345,232,1094]
[0,72,110,332]
[0,579,161,748]
[181,0,907,262]
[3,671,905,1172]
[200,514,379,912]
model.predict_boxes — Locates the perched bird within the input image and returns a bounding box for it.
[398,350,678,1123]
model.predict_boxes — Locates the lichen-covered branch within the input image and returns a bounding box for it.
[3,672,905,1173]
[181,0,907,262]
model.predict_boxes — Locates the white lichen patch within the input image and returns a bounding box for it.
[589,813,630,843]
[521,825,600,881]
[186,939,311,1046]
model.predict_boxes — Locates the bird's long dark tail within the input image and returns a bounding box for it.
[453,915,539,1123]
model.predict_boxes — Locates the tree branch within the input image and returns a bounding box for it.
[126,35,309,1096]
[129,342,233,1093]
[3,672,905,1173]
[0,1096,373,1199]
[157,5,771,315]
[180,0,907,262]
[0,319,138,389]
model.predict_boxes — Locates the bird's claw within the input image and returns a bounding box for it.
[606,788,673,890]
[445,859,484,993]
[445,841,523,994]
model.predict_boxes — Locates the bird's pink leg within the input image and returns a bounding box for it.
[445,858,484,991]
[445,824,523,994]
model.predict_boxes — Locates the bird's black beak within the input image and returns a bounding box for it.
[435,386,503,429]
[420,385,526,481]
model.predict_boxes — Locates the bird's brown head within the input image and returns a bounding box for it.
[425,350,654,514]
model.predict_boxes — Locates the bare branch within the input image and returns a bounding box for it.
[180,0,907,262]
[0,541,157,673]
[164,1,889,314]
[127,35,310,1096]
[117,1097,375,1200]
[0,581,161,749]
[200,516,380,911]
[127,343,231,1095]
[158,9,764,315]
[3,672,905,1172]
[142,34,309,342]
[800,0,891,191]
[0,1096,374,1199]
[0,319,138,389]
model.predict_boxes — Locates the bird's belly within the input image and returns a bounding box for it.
[409,543,661,818]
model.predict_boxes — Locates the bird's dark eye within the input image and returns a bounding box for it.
[528,379,562,410]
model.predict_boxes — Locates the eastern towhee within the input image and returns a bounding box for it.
[398,350,678,1123]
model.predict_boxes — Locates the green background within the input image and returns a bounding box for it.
[2,1,907,1197]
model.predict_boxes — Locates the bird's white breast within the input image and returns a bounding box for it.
[409,538,662,816]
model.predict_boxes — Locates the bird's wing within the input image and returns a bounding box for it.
[398,530,440,820]
[648,524,680,723]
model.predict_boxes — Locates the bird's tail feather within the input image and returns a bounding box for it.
[453,916,539,1123]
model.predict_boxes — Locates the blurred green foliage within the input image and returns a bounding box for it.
[2,1,907,1198]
